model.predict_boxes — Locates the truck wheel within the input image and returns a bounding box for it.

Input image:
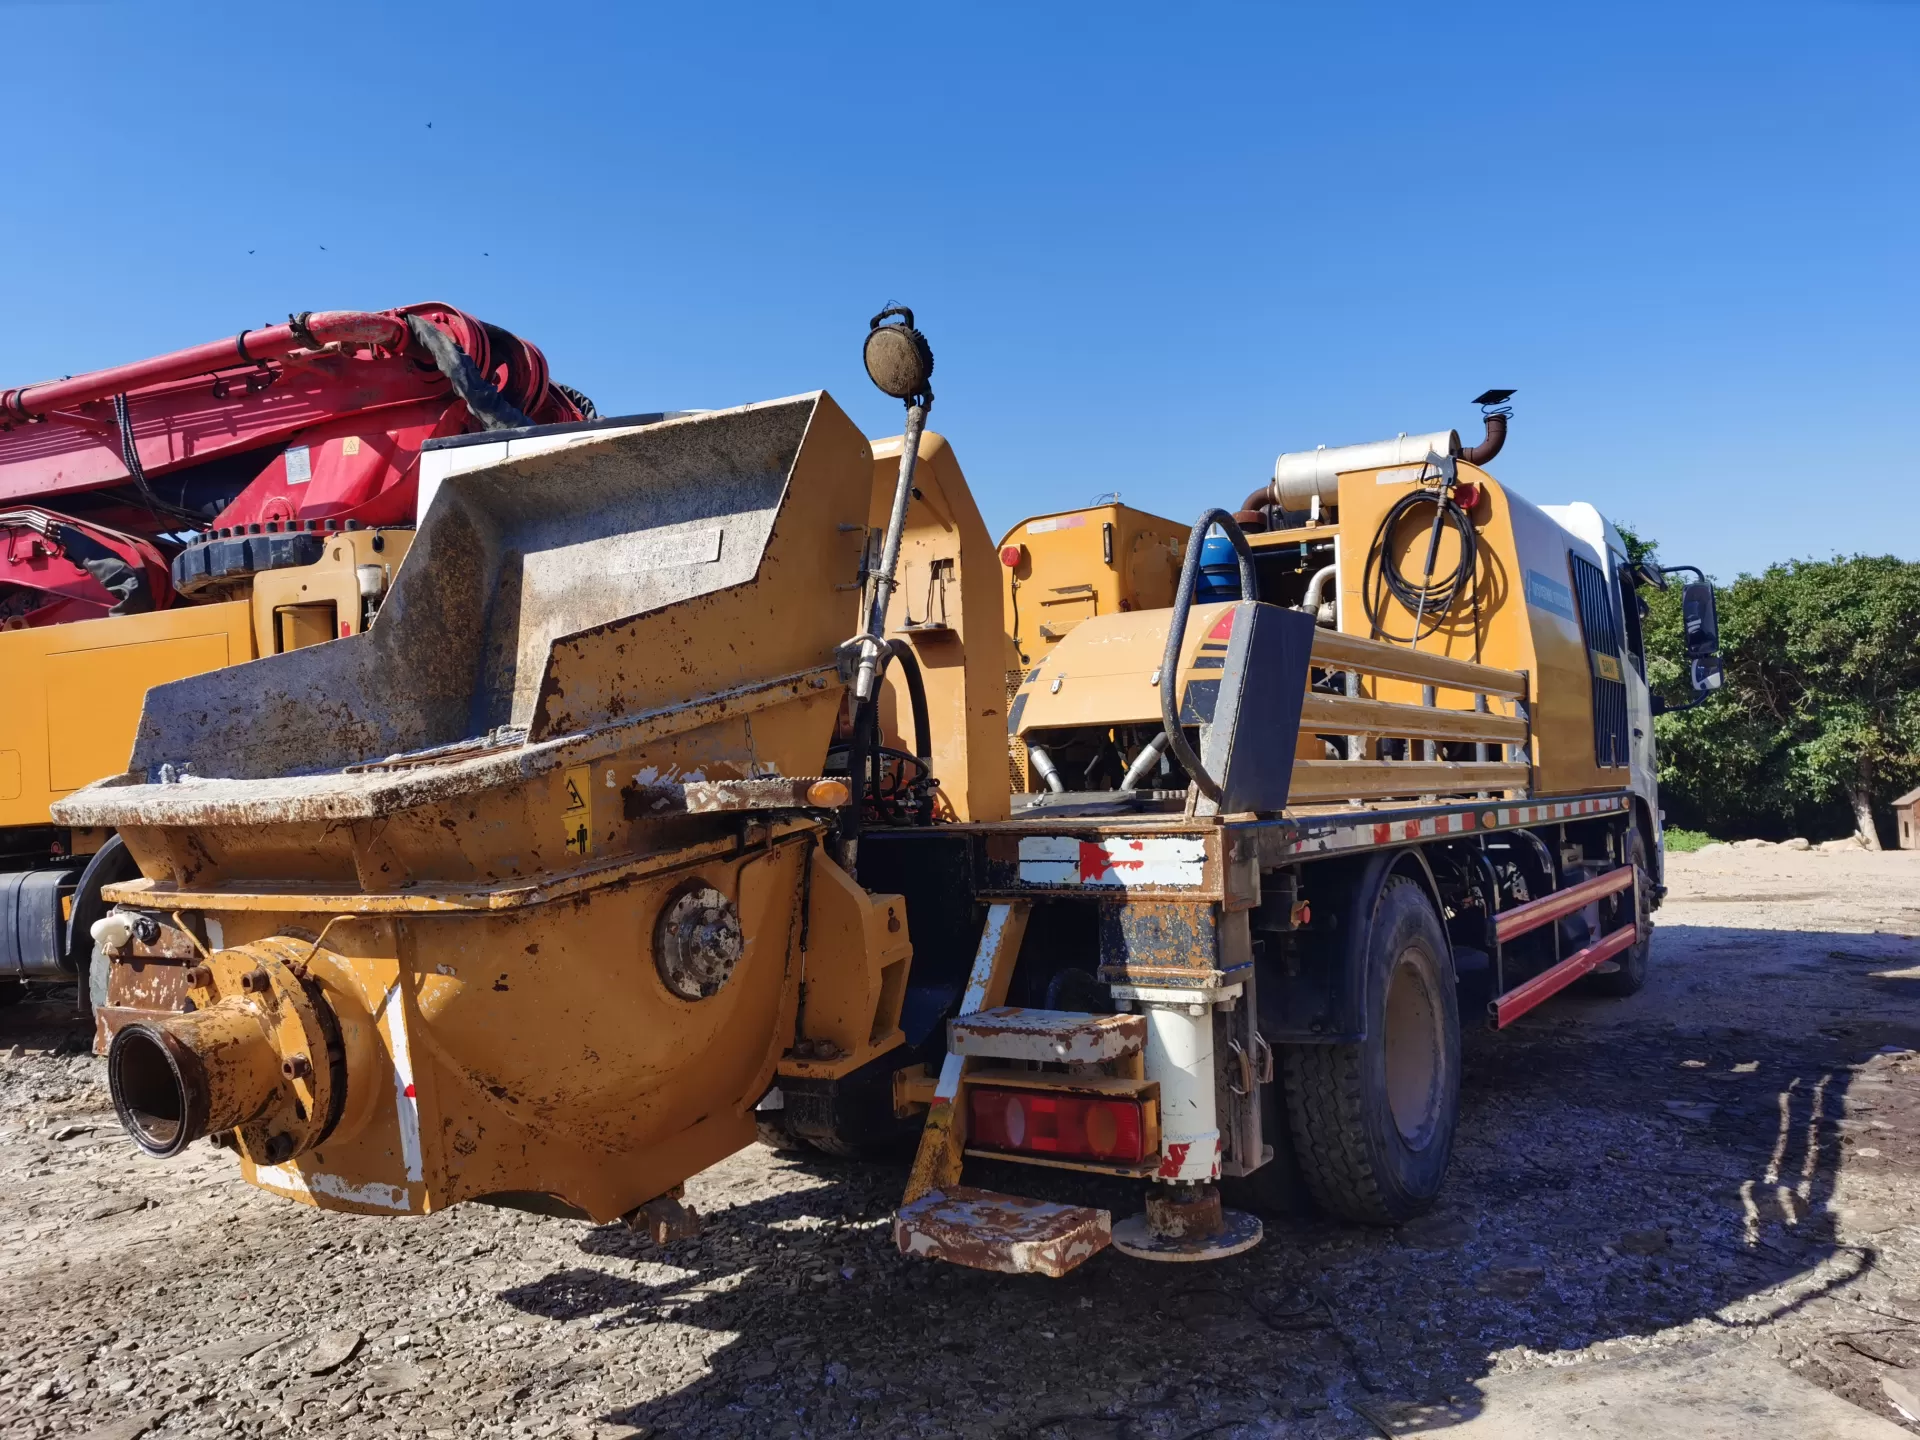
[755,1116,811,1153]
[1283,875,1460,1225]
[1584,829,1651,997]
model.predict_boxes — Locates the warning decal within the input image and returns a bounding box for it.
[561,765,593,856]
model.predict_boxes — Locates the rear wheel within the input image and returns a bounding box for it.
[1283,876,1460,1225]
[1584,829,1651,997]
[755,1114,811,1153]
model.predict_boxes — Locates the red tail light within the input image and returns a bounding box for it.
[968,1086,1149,1163]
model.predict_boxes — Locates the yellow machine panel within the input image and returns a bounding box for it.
[0,526,417,833]
[0,605,254,826]
[868,432,1010,823]
[1330,463,1618,798]
[1000,503,1189,671]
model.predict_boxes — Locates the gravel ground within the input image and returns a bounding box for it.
[2,845,1917,1440]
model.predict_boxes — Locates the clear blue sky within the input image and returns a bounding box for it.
[3,2,1914,580]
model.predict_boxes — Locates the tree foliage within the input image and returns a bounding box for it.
[1620,528,1920,845]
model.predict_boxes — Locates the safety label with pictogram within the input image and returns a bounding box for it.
[561,765,593,856]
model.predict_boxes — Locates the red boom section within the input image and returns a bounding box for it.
[0,302,586,626]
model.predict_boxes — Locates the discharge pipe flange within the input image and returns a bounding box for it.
[107,936,346,1164]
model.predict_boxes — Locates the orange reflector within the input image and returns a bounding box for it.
[806,779,851,808]
[967,1086,1148,1164]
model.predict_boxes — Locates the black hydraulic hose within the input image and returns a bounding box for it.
[881,639,933,771]
[111,393,203,523]
[842,638,936,841]
[403,314,532,432]
[1159,509,1258,804]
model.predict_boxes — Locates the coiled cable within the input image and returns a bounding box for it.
[1362,482,1481,652]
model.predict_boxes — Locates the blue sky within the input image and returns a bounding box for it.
[2,1,1914,580]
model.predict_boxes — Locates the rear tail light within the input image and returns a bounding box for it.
[968,1086,1149,1164]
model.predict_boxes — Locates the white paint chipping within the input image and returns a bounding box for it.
[1017,835,1206,888]
[961,904,1014,1015]
[251,1165,409,1212]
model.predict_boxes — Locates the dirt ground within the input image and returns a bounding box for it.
[2,845,1918,1440]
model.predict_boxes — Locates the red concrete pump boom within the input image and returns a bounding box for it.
[0,302,587,626]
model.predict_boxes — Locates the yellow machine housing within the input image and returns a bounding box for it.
[57,396,962,1222]
[1000,503,1189,671]
[1005,454,1639,805]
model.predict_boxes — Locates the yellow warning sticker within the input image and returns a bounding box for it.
[561,765,593,856]
[1590,650,1623,684]
[341,435,362,457]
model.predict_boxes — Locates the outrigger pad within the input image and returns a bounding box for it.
[895,1187,1111,1277]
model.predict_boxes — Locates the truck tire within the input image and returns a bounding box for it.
[1282,875,1460,1225]
[755,1116,811,1153]
[1584,829,1651,997]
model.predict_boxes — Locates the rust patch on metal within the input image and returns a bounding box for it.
[947,1007,1145,1065]
[894,1186,1110,1277]
[106,956,193,1015]
[1144,1183,1226,1240]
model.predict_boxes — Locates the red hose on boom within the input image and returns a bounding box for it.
[0,302,589,627]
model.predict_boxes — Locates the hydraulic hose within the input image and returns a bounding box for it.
[842,638,937,840]
[881,639,933,773]
[403,314,532,432]
[1159,509,1258,804]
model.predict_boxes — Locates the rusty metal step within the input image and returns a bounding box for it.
[947,1007,1145,1064]
[894,1185,1111,1277]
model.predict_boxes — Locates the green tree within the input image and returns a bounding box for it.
[1623,528,1920,848]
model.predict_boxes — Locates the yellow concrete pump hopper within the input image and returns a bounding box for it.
[53,394,913,1223]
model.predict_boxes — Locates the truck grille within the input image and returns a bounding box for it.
[1569,553,1629,768]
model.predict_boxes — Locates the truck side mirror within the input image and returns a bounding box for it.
[1681,582,1719,659]
[1689,655,1724,698]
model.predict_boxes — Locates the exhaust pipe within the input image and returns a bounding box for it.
[1456,408,1508,466]
[1245,391,1515,514]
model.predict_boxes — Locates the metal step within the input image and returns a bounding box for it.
[947,1006,1145,1064]
[894,1186,1111,1277]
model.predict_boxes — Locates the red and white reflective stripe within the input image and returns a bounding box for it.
[1288,793,1631,858]
[1018,835,1206,888]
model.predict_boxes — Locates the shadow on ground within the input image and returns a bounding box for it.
[480,923,1918,1437]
